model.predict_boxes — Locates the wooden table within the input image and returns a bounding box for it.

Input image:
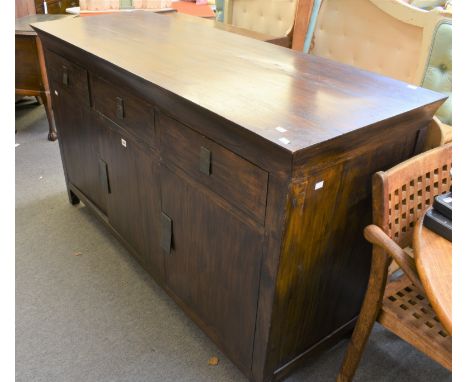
[32,13,445,381]
[15,14,69,141]
[414,208,452,334]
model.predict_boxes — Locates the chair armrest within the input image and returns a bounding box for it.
[423,116,452,151]
[440,121,452,144]
[364,224,424,291]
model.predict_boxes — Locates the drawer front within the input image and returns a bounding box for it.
[45,50,89,104]
[161,114,268,224]
[91,75,156,146]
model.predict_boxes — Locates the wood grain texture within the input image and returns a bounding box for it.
[51,88,108,213]
[291,0,314,51]
[338,144,452,381]
[46,49,90,105]
[161,166,264,376]
[414,211,452,334]
[161,113,268,225]
[267,131,417,373]
[98,113,163,278]
[379,276,451,370]
[91,74,157,147]
[31,12,446,153]
[35,13,448,382]
[16,36,42,91]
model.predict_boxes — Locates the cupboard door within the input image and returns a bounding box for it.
[161,166,264,373]
[53,90,107,213]
[100,118,163,281]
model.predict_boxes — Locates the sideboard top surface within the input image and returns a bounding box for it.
[32,12,445,153]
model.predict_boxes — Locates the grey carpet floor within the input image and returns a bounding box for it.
[15,101,451,382]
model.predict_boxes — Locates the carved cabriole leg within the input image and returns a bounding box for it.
[41,92,57,141]
[35,35,57,142]
[336,247,390,382]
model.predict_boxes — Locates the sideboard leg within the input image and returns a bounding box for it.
[68,188,80,205]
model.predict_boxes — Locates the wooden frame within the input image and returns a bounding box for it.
[337,144,452,381]
[304,0,452,85]
[369,0,451,85]
[291,0,315,51]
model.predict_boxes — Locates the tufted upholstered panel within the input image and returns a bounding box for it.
[310,0,424,84]
[228,0,297,37]
[422,22,451,124]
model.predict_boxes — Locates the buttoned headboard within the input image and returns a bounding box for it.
[223,0,298,37]
[307,0,451,124]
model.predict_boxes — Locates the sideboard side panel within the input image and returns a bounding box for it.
[268,128,420,375]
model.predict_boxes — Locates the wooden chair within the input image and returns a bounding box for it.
[337,143,452,382]
[222,0,298,43]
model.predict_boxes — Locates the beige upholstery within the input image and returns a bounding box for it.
[309,0,452,143]
[311,0,424,84]
[224,0,297,37]
[80,0,172,10]
[310,0,450,85]
[421,21,452,125]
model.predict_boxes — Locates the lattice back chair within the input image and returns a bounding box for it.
[337,143,452,382]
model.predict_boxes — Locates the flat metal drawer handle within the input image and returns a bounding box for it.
[199,146,211,175]
[116,97,124,120]
[62,66,69,87]
[161,212,173,255]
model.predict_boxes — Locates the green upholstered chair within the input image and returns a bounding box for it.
[410,0,447,10]
[215,0,224,22]
[422,21,452,126]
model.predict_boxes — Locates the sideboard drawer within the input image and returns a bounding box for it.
[46,50,89,104]
[91,75,156,146]
[161,114,268,224]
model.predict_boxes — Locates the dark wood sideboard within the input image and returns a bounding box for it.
[32,13,445,382]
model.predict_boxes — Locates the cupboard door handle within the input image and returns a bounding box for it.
[98,158,111,194]
[161,212,173,255]
[199,146,211,175]
[62,66,69,87]
[116,97,124,120]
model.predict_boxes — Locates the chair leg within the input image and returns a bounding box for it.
[336,248,390,382]
[40,92,57,142]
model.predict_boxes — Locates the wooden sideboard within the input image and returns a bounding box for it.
[32,13,445,381]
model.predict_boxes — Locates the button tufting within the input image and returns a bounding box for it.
[439,63,448,72]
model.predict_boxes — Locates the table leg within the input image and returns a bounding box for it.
[41,91,57,141]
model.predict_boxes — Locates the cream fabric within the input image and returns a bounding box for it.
[422,22,452,124]
[310,0,424,84]
[229,0,297,37]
